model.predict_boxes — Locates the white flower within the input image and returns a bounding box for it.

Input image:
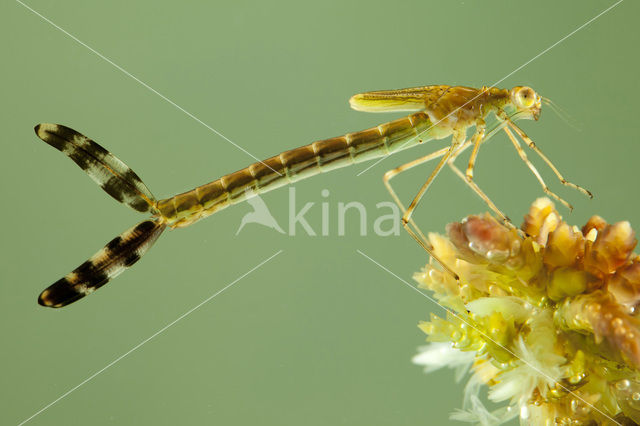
[412,342,475,382]
[450,374,518,425]
[449,395,516,426]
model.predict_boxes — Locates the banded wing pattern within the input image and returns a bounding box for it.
[38,219,166,308]
[34,124,166,307]
[35,123,156,213]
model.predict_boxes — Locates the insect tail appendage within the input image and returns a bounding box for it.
[34,124,166,307]
[38,219,166,308]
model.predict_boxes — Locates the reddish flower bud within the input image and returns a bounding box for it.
[447,214,521,265]
[584,222,637,277]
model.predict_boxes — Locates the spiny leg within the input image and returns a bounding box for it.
[503,126,573,211]
[506,120,593,199]
[383,146,460,279]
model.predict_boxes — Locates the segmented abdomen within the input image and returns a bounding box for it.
[156,111,442,227]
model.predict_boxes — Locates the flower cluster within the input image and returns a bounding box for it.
[413,198,640,425]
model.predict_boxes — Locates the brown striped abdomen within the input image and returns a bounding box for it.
[156,111,446,228]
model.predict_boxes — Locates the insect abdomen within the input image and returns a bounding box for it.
[157,112,436,228]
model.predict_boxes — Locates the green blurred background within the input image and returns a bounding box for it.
[1,1,637,424]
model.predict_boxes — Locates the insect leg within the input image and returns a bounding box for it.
[383,146,459,279]
[506,121,593,199]
[448,122,514,227]
[503,126,574,210]
[403,132,463,225]
[447,166,513,228]
[464,120,486,181]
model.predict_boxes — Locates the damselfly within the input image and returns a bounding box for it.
[33,85,590,307]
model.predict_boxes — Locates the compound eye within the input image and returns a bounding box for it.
[516,87,536,108]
